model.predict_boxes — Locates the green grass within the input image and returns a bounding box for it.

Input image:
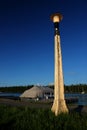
[0,105,87,130]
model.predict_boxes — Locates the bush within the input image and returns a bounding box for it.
[0,105,87,130]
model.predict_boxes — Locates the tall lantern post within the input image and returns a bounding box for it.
[50,13,68,116]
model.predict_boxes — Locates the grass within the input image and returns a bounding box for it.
[0,105,87,130]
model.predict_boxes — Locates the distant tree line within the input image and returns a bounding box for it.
[0,85,33,93]
[49,84,87,93]
[65,84,87,93]
[0,84,87,93]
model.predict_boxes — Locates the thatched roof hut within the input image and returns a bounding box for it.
[20,86,53,99]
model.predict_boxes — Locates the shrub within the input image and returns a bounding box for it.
[0,105,87,130]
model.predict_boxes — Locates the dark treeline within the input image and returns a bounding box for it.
[0,85,33,93]
[65,84,87,93]
[0,84,87,93]
[49,84,87,93]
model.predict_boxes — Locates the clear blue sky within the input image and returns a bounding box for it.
[0,0,87,86]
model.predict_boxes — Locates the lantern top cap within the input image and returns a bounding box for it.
[50,13,63,23]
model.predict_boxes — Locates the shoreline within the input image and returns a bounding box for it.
[0,97,87,113]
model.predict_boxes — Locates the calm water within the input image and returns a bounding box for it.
[0,92,87,98]
[0,92,87,105]
[0,92,21,97]
[65,93,86,98]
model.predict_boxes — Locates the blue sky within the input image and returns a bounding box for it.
[0,0,87,86]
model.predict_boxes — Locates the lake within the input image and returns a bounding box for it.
[0,92,87,105]
[0,92,21,99]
